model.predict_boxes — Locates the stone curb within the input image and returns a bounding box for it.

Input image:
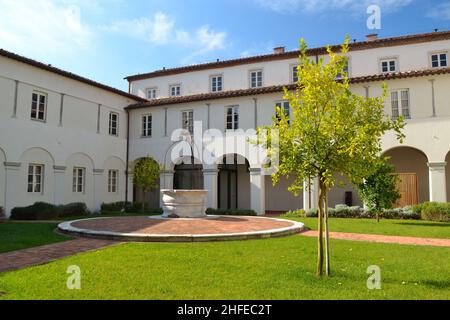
[57,216,305,243]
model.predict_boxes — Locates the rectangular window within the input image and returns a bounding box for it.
[31,92,47,121]
[226,106,239,130]
[250,70,263,88]
[109,112,119,136]
[275,101,290,124]
[391,89,410,120]
[182,110,194,134]
[292,65,299,83]
[169,84,181,97]
[108,170,118,193]
[211,75,223,92]
[142,114,152,137]
[431,52,448,68]
[381,59,397,73]
[72,167,85,193]
[146,88,158,99]
[27,165,44,193]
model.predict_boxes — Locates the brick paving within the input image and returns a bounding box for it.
[0,239,117,273]
[300,230,450,247]
[71,216,294,235]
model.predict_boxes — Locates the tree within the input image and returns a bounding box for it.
[132,157,161,212]
[257,37,404,277]
[357,160,401,222]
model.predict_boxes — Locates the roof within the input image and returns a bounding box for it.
[126,67,450,110]
[0,49,146,102]
[125,30,450,82]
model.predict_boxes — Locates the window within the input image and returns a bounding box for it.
[142,114,152,137]
[380,59,397,73]
[146,88,158,99]
[250,70,263,88]
[275,101,290,124]
[31,92,47,121]
[169,84,181,97]
[336,60,349,79]
[391,89,410,120]
[182,110,194,134]
[109,112,119,136]
[292,65,299,83]
[431,52,448,68]
[211,75,223,92]
[28,165,44,193]
[226,106,239,130]
[72,167,85,193]
[108,170,118,193]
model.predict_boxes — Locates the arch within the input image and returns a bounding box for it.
[132,156,162,208]
[383,146,430,205]
[20,147,55,165]
[65,152,95,169]
[217,153,250,210]
[102,156,126,170]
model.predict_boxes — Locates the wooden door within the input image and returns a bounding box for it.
[395,173,419,207]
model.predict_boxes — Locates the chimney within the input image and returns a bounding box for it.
[366,34,378,41]
[273,46,285,54]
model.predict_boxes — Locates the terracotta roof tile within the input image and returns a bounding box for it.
[125,30,450,81]
[126,67,450,110]
[0,49,146,102]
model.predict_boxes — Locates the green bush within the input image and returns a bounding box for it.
[281,209,306,218]
[413,202,450,222]
[206,208,257,216]
[11,202,90,221]
[0,206,4,219]
[101,202,163,214]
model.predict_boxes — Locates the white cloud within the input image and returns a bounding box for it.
[0,0,92,57]
[103,12,227,56]
[427,2,450,20]
[255,0,413,14]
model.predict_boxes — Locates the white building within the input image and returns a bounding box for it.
[0,50,144,217]
[2,31,450,217]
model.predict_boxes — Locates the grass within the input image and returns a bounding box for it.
[0,236,448,300]
[0,222,72,254]
[284,217,450,239]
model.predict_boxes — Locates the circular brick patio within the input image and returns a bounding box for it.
[58,216,304,242]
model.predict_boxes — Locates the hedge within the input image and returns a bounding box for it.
[0,206,4,218]
[283,204,421,220]
[101,202,163,214]
[206,208,257,216]
[412,202,450,222]
[10,202,89,221]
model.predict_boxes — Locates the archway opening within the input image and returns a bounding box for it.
[383,147,429,206]
[218,154,250,210]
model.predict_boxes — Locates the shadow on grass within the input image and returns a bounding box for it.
[422,280,450,289]
[393,222,450,228]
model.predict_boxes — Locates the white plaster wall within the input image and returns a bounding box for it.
[0,56,137,216]
[0,148,6,210]
[131,39,450,98]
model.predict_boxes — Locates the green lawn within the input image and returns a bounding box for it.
[0,236,449,300]
[0,222,72,254]
[286,217,450,239]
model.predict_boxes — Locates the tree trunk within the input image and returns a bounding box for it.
[324,188,331,277]
[316,180,325,277]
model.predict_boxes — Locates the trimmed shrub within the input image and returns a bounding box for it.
[58,203,89,218]
[11,202,90,220]
[101,202,163,214]
[101,202,129,212]
[282,209,306,218]
[206,208,257,216]
[0,206,4,219]
[413,202,450,222]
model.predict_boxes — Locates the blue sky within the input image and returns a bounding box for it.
[0,0,449,91]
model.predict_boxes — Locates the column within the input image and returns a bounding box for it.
[203,167,218,209]
[250,167,265,216]
[303,177,319,211]
[93,169,104,212]
[4,162,21,218]
[428,162,447,202]
[53,166,66,205]
[126,169,134,204]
